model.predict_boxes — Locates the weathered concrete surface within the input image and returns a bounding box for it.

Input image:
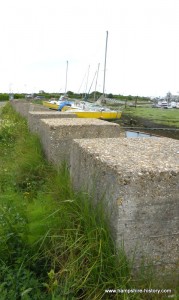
[11,100,53,118]
[38,118,120,167]
[11,100,31,117]
[28,111,76,133]
[29,103,51,112]
[70,137,179,272]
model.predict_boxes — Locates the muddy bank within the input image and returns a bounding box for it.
[115,115,179,140]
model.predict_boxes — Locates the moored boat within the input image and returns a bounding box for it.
[42,32,122,120]
[43,94,70,110]
[43,100,59,110]
[67,109,122,120]
[42,99,122,120]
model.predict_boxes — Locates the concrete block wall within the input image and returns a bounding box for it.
[10,100,179,274]
[28,111,76,134]
[70,138,179,273]
[11,100,55,117]
[11,100,31,117]
[38,118,120,167]
[29,103,51,112]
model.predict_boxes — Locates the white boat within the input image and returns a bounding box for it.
[161,101,168,108]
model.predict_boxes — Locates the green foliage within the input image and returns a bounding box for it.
[0,94,9,101]
[14,93,26,99]
[123,107,179,127]
[67,90,74,97]
[108,93,114,98]
[89,91,102,99]
[0,262,49,299]
[0,193,27,263]
[0,93,25,101]
[115,94,151,102]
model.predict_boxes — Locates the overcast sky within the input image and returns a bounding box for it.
[1,0,179,97]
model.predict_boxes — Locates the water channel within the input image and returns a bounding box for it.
[125,130,158,138]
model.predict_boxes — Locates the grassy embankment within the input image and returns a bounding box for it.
[122,107,179,128]
[0,103,178,299]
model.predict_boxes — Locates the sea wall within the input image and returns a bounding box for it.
[28,111,76,134]
[10,100,50,117]
[10,100,179,276]
[11,100,31,117]
[38,118,120,167]
[70,138,179,274]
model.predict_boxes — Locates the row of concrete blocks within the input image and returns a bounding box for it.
[11,100,179,276]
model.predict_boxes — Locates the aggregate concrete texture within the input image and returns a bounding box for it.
[70,137,179,272]
[11,100,51,115]
[28,111,76,133]
[39,118,120,167]
[29,103,51,112]
[11,100,31,117]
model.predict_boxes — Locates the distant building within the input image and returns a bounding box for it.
[25,94,34,100]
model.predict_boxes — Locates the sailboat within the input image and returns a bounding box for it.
[43,60,70,109]
[43,33,122,120]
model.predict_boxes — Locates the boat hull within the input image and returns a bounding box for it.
[43,101,59,110]
[42,101,122,120]
[72,110,122,120]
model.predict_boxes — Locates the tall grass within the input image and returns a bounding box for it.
[123,107,179,127]
[0,103,178,299]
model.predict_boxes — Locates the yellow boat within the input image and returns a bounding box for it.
[43,95,70,110]
[42,100,122,120]
[67,110,122,120]
[43,101,59,110]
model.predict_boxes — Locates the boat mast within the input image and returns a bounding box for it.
[102,31,108,99]
[87,69,98,99]
[65,60,68,95]
[94,63,100,101]
[84,64,90,100]
[78,71,86,94]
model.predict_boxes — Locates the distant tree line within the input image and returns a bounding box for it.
[0,94,10,101]
[66,91,150,102]
[0,93,26,101]
[0,92,151,102]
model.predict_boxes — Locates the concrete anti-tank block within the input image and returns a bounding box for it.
[28,111,76,133]
[39,118,120,167]
[10,100,31,117]
[70,137,179,273]
[29,103,51,112]
[11,100,52,117]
